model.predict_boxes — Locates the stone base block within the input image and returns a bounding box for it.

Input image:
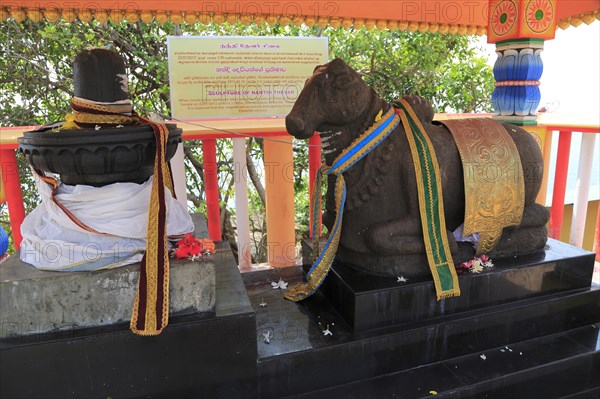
[303,238,595,332]
[0,254,215,338]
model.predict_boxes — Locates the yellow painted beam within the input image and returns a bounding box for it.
[263,136,296,267]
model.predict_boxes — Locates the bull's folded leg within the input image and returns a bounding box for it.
[364,218,421,254]
[336,248,432,277]
[488,226,548,258]
[518,203,550,228]
[486,204,549,258]
[364,218,458,256]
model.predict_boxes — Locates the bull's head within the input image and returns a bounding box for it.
[285,58,377,141]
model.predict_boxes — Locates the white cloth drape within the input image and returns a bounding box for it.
[20,176,193,271]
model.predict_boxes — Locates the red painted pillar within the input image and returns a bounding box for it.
[308,134,321,238]
[201,139,222,241]
[0,149,25,250]
[549,130,572,240]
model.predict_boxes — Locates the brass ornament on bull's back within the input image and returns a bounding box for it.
[441,118,526,255]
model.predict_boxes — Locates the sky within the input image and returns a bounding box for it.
[540,22,600,118]
[478,22,600,204]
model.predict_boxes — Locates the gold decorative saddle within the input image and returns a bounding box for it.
[441,118,525,254]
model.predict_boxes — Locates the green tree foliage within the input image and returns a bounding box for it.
[328,28,494,112]
[0,18,494,258]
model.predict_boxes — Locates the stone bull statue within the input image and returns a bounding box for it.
[286,58,549,278]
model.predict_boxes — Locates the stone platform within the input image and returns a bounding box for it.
[319,239,596,331]
[0,243,257,399]
[1,237,599,398]
[0,212,214,338]
[0,254,216,338]
[248,238,600,398]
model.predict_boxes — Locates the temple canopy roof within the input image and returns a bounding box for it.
[1,1,598,35]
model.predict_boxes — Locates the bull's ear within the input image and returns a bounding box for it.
[328,58,353,88]
[328,58,349,75]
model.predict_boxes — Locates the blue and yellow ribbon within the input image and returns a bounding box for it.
[285,107,400,301]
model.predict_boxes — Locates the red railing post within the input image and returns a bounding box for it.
[0,149,25,250]
[549,130,572,240]
[308,134,321,238]
[201,139,222,241]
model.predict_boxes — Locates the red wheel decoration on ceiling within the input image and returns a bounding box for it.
[491,0,518,37]
[526,0,555,33]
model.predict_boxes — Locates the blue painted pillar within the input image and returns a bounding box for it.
[491,39,545,126]
[486,0,559,126]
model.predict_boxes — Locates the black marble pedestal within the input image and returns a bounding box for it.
[2,237,598,398]
[253,238,599,398]
[0,243,257,399]
[317,238,596,332]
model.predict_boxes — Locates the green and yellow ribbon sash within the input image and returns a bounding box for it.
[285,107,400,301]
[394,99,460,300]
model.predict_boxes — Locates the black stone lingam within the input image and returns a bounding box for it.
[18,48,182,186]
[74,48,130,105]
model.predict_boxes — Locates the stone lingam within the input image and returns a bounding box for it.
[18,48,182,186]
[13,48,196,337]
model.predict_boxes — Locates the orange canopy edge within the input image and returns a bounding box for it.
[1,1,599,32]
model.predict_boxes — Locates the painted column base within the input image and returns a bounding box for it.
[492,39,544,126]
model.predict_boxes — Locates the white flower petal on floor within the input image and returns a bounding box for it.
[271,278,288,290]
[262,330,272,344]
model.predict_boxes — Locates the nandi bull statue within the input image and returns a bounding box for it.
[284,58,549,302]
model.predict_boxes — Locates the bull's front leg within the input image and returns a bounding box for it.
[364,217,458,256]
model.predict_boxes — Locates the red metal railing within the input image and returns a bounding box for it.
[542,122,600,261]
[550,130,572,239]
[2,118,599,261]
[0,121,305,266]
[0,148,26,250]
